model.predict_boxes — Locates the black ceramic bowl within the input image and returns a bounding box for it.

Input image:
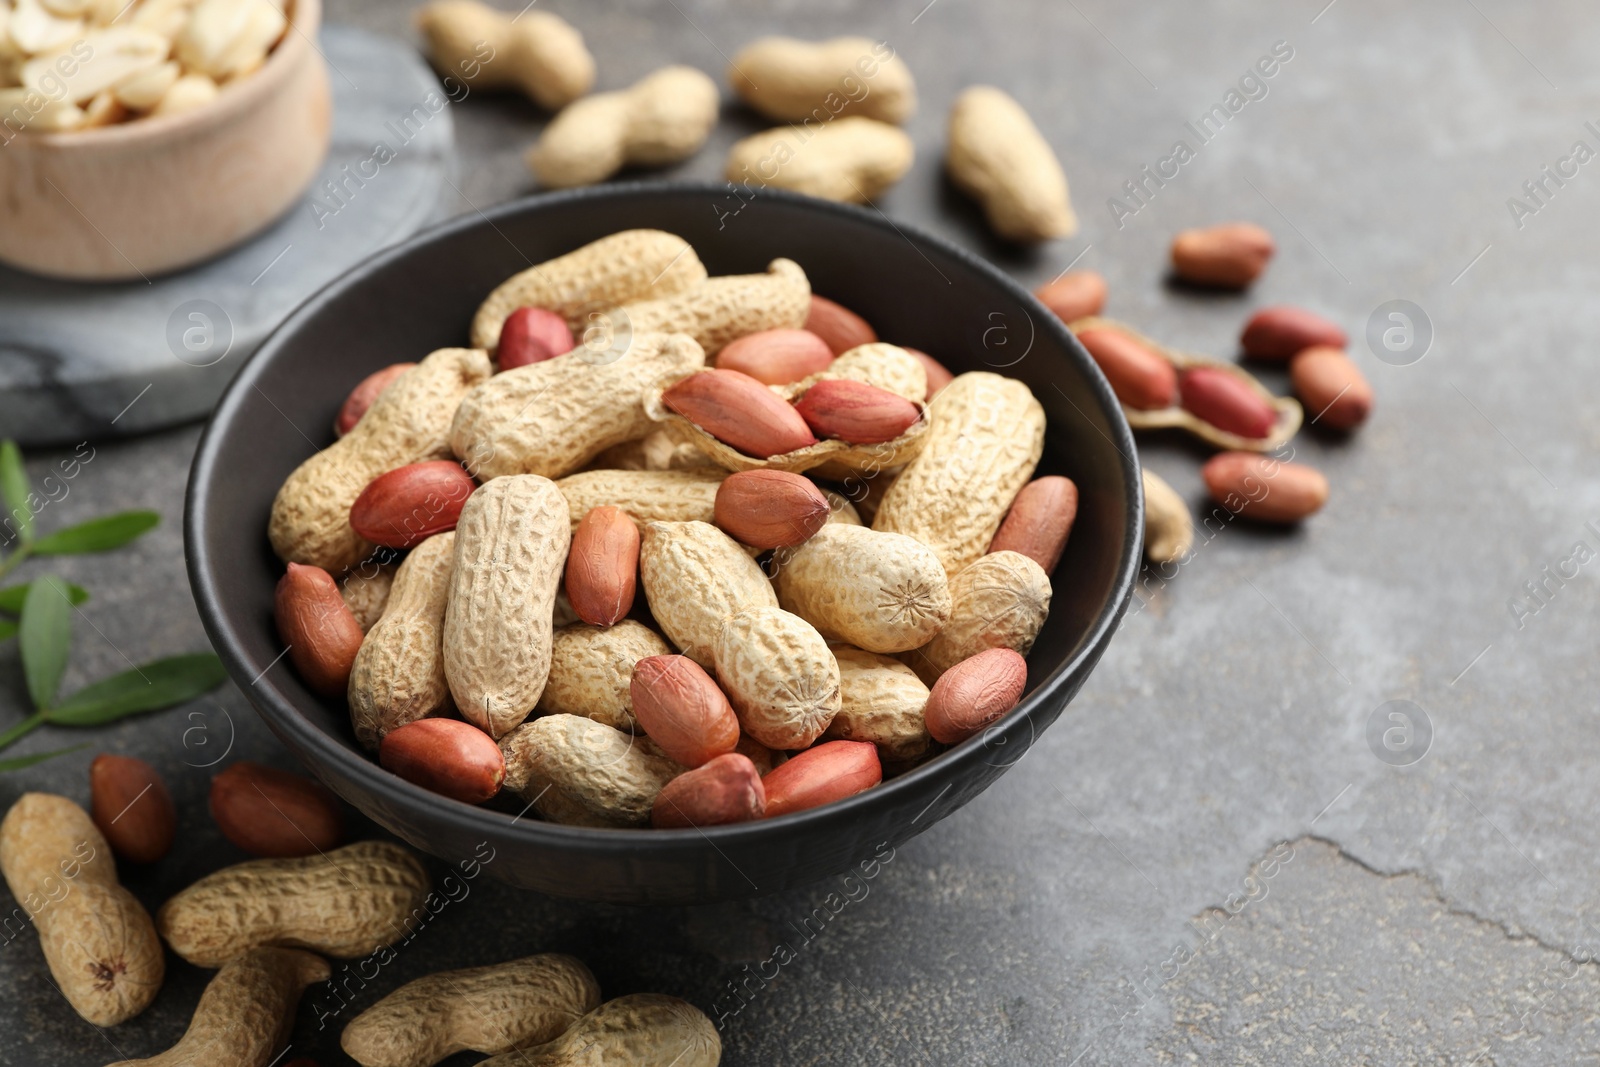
[186,183,1141,906]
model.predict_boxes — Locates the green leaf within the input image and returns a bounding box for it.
[31,511,159,555]
[19,576,72,711]
[0,620,14,642]
[0,440,30,543]
[0,581,89,616]
[0,743,89,773]
[47,653,227,727]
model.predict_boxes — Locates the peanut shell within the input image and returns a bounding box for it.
[711,605,840,750]
[471,229,707,350]
[347,532,456,749]
[451,331,706,482]
[157,841,430,968]
[907,551,1052,684]
[825,646,933,763]
[444,476,570,738]
[269,348,490,573]
[773,523,951,654]
[638,520,777,666]
[341,953,601,1067]
[499,715,685,828]
[536,620,673,732]
[872,371,1045,576]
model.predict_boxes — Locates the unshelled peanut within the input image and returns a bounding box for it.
[479,994,720,1067]
[638,520,777,666]
[269,348,490,572]
[0,793,163,1025]
[471,229,707,351]
[341,953,600,1067]
[536,620,672,732]
[911,551,1052,682]
[1142,468,1194,564]
[711,605,841,750]
[825,646,932,763]
[873,371,1046,576]
[947,86,1076,242]
[499,715,685,828]
[347,531,457,748]
[415,0,593,110]
[106,948,329,1067]
[774,523,950,654]
[452,332,706,481]
[727,117,914,203]
[729,36,915,124]
[557,468,727,531]
[530,66,719,188]
[615,258,811,354]
[158,841,430,967]
[443,475,570,738]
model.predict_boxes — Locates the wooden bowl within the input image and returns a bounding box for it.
[0,0,331,281]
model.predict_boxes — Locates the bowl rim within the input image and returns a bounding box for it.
[6,0,320,149]
[185,181,1143,854]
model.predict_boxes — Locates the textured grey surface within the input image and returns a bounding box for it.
[0,27,452,447]
[2,0,1599,1064]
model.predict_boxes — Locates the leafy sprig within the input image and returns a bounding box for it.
[0,441,225,769]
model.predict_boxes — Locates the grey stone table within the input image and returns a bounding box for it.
[2,1,1598,1064]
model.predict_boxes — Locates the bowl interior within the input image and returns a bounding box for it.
[187,183,1141,904]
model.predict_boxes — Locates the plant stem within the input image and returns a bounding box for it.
[0,541,33,583]
[0,710,46,754]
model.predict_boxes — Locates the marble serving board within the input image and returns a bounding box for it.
[0,25,455,446]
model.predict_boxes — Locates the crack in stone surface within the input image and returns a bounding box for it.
[1141,837,1600,1066]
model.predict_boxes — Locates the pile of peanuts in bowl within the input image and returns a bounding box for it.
[0,0,290,131]
[270,229,1066,831]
